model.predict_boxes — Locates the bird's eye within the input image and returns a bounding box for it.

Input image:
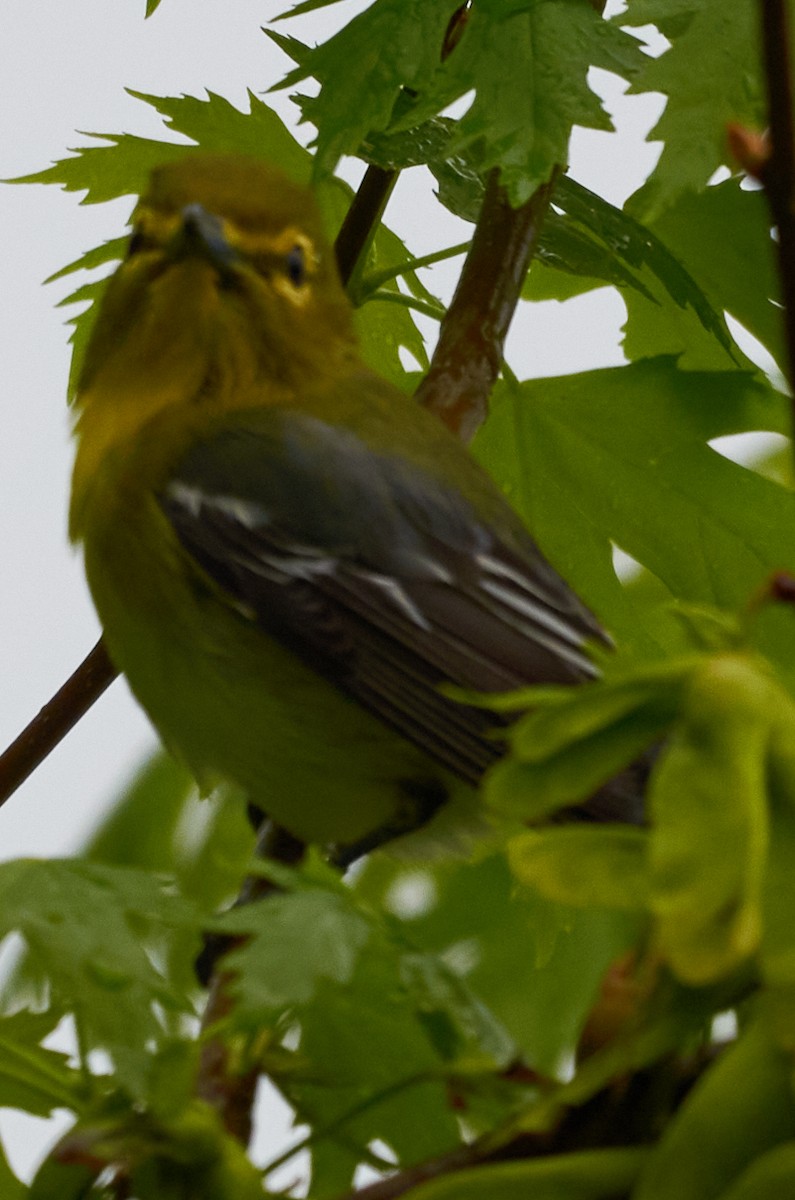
[285,244,306,287]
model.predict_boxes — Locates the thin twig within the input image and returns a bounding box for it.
[760,0,795,430]
[334,1044,709,1200]
[335,165,398,289]
[0,638,117,807]
[415,167,560,442]
[336,1143,485,1200]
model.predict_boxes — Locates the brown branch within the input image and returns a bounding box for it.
[337,1142,485,1200]
[0,637,117,808]
[336,1049,703,1200]
[760,0,795,419]
[335,165,398,287]
[415,167,559,443]
[195,820,306,1145]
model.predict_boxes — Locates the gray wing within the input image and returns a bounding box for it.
[159,408,606,786]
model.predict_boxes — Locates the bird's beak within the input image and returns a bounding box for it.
[168,204,239,276]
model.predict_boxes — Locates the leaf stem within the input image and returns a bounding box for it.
[370,289,447,322]
[361,241,470,294]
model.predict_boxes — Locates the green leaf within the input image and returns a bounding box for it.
[353,215,434,385]
[58,275,112,402]
[82,753,252,914]
[718,1144,795,1200]
[473,362,791,649]
[29,1156,98,1200]
[0,1011,83,1115]
[303,963,458,1147]
[362,116,455,173]
[486,661,687,819]
[640,179,784,375]
[0,860,200,1099]
[293,952,461,1179]
[403,1148,648,1200]
[281,0,642,202]
[126,89,313,175]
[398,950,515,1069]
[632,1017,795,1200]
[69,756,253,1003]
[648,655,772,984]
[9,90,312,205]
[509,826,649,910]
[83,752,195,868]
[277,0,462,177]
[355,296,428,389]
[264,27,313,69]
[356,854,640,1078]
[529,209,657,304]
[45,237,129,284]
[220,887,372,1016]
[0,1141,24,1200]
[31,1101,265,1200]
[530,178,741,367]
[275,0,349,16]
[398,0,645,205]
[624,0,765,220]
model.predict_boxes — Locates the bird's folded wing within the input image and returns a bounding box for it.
[159,407,605,785]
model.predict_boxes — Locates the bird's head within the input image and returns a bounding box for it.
[77,155,358,407]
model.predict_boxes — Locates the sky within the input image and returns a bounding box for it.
[0,0,664,1179]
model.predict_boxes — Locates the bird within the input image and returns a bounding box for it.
[69,154,643,862]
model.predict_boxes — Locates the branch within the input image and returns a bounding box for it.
[0,637,116,807]
[760,0,795,415]
[336,1143,484,1200]
[335,1049,704,1200]
[195,819,306,1145]
[415,167,559,442]
[335,165,398,288]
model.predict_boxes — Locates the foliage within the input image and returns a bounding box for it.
[3,0,795,1197]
